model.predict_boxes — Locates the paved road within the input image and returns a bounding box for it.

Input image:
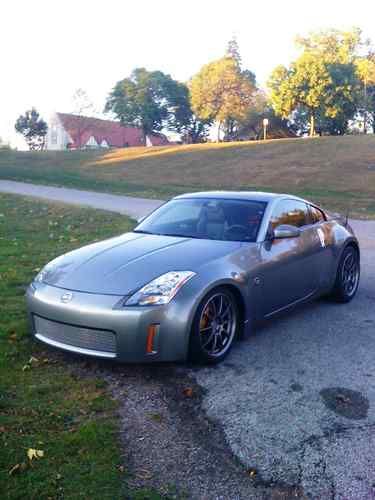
[192,221,375,498]
[2,179,375,498]
[0,180,163,220]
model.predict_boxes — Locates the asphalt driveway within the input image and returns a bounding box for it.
[1,179,374,498]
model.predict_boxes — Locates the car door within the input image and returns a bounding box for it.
[307,204,335,290]
[259,199,320,317]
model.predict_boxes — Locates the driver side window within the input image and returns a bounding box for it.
[270,200,310,230]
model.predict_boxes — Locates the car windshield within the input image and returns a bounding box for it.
[134,198,267,242]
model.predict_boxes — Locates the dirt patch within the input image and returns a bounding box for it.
[63,353,305,499]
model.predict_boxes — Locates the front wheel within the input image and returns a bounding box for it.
[330,246,360,303]
[189,287,239,364]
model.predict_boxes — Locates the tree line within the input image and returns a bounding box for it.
[15,28,375,149]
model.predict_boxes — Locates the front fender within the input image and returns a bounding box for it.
[175,273,251,356]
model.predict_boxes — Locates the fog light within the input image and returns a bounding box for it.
[146,324,159,355]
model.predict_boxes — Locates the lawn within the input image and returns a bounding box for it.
[0,194,163,499]
[1,135,375,217]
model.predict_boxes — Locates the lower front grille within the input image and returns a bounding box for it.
[33,315,117,357]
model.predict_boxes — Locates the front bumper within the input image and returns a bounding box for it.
[26,283,192,363]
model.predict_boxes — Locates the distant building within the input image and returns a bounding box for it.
[46,113,170,150]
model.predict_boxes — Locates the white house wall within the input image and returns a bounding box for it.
[46,113,72,150]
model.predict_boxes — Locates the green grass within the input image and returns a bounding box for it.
[1,135,375,217]
[0,194,167,499]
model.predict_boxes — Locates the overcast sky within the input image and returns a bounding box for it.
[2,0,375,148]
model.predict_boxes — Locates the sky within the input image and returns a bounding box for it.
[2,0,375,148]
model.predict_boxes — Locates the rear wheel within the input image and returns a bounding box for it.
[330,246,360,303]
[189,287,239,364]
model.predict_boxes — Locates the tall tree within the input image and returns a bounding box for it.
[224,37,256,139]
[15,108,47,150]
[105,68,185,138]
[190,57,255,141]
[268,28,363,136]
[226,36,241,66]
[71,88,97,148]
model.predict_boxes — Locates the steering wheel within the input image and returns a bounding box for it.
[224,224,249,241]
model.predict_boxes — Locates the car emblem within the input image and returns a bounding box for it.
[61,292,73,303]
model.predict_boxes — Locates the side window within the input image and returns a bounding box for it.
[270,200,310,229]
[309,205,326,224]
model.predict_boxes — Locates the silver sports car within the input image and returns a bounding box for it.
[26,191,360,364]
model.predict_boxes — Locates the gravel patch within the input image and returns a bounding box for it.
[53,352,304,499]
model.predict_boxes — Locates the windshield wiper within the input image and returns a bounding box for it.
[133,229,157,235]
[163,233,201,239]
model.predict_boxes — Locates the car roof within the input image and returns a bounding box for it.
[173,191,306,204]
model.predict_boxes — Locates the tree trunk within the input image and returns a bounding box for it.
[217,121,222,142]
[309,114,315,137]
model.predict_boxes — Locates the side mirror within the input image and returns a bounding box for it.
[273,224,301,239]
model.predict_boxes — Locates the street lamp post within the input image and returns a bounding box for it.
[262,118,269,141]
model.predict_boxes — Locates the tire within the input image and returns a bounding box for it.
[189,287,239,364]
[330,246,360,303]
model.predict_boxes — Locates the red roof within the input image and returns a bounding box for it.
[56,113,169,148]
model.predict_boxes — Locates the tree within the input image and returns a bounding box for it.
[236,91,297,140]
[356,54,375,133]
[15,108,47,150]
[70,88,97,148]
[190,57,255,141]
[226,36,241,66]
[223,37,256,139]
[268,28,363,136]
[268,55,330,136]
[166,81,211,143]
[105,68,184,138]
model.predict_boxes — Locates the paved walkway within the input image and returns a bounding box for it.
[0,180,163,220]
[1,180,375,244]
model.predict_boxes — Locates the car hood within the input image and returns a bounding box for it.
[43,232,242,295]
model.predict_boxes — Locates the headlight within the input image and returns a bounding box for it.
[33,263,54,283]
[125,271,196,306]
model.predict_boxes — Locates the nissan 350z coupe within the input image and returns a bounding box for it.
[26,191,360,364]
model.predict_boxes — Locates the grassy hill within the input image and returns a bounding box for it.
[1,135,375,217]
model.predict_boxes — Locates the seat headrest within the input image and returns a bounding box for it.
[203,204,225,223]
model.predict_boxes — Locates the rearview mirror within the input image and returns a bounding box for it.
[273,224,301,239]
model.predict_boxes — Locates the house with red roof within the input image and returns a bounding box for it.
[46,113,170,150]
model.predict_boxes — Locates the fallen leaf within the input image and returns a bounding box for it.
[9,462,27,475]
[9,464,20,475]
[247,468,257,477]
[27,448,44,461]
[183,387,193,397]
